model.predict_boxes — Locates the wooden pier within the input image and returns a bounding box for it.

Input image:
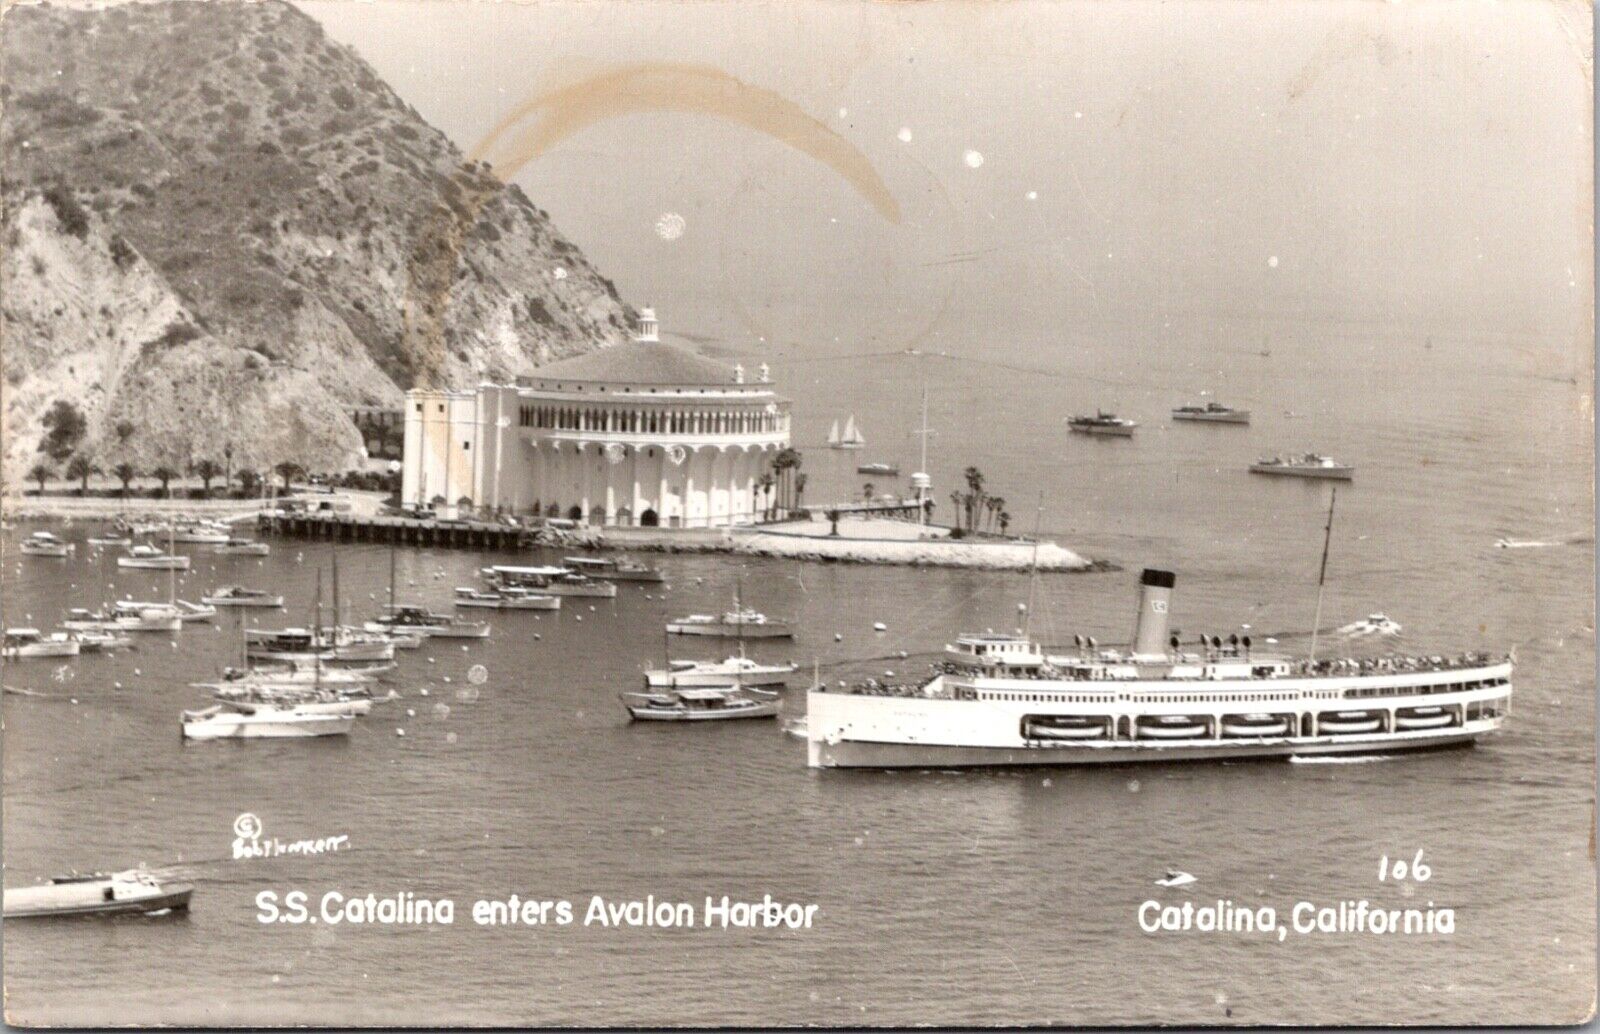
[258,512,539,551]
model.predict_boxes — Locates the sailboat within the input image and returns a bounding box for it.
[827,415,866,450]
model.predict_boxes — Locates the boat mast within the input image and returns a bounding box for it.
[167,520,177,606]
[1022,495,1043,641]
[331,548,341,640]
[1307,488,1337,663]
[312,568,324,688]
[388,540,397,612]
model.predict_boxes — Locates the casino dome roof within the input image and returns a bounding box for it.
[530,339,739,386]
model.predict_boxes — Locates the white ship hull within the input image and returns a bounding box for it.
[806,661,1511,768]
[117,556,190,570]
[646,669,794,688]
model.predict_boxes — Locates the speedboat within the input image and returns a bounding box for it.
[620,686,780,721]
[645,656,797,689]
[1249,454,1354,480]
[1340,613,1403,637]
[201,586,284,608]
[181,702,354,739]
[4,871,193,918]
[211,538,270,556]
[454,587,561,611]
[364,606,490,639]
[560,556,665,583]
[1172,401,1251,425]
[666,608,793,639]
[19,532,73,558]
[1068,411,1138,437]
[2,628,81,659]
[857,461,900,476]
[117,545,189,570]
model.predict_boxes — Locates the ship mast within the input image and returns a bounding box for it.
[1022,496,1043,641]
[1307,488,1337,663]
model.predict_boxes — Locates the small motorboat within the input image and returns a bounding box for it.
[86,533,133,548]
[75,629,132,652]
[169,522,231,544]
[1068,411,1138,437]
[454,587,561,611]
[2,628,81,659]
[211,538,270,556]
[1155,870,1197,887]
[1136,715,1208,739]
[1394,706,1455,731]
[201,586,285,608]
[19,532,73,558]
[620,686,780,721]
[63,606,182,633]
[1339,613,1403,637]
[1172,402,1250,425]
[112,600,211,625]
[181,702,354,739]
[1317,710,1383,735]
[1249,454,1354,480]
[482,566,618,598]
[176,600,218,623]
[1221,713,1292,737]
[645,656,797,689]
[856,461,900,477]
[560,556,665,584]
[666,608,794,639]
[117,545,189,570]
[4,871,193,918]
[364,605,490,639]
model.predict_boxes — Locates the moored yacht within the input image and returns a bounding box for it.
[245,627,397,665]
[170,521,231,544]
[1250,454,1354,480]
[560,556,665,583]
[2,628,81,659]
[1172,401,1251,425]
[63,606,182,634]
[181,702,354,739]
[1068,411,1138,437]
[807,569,1512,768]
[211,537,270,556]
[454,587,561,611]
[645,656,798,689]
[481,565,618,598]
[201,586,284,608]
[4,871,193,918]
[117,545,189,570]
[620,686,780,721]
[364,605,490,639]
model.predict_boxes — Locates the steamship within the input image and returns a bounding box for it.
[806,569,1512,768]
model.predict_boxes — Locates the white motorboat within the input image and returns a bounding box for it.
[117,545,189,570]
[19,532,73,558]
[1172,402,1251,425]
[666,607,793,639]
[75,629,132,652]
[645,656,797,689]
[1249,454,1355,480]
[170,522,231,544]
[2,628,81,659]
[211,538,270,556]
[86,534,132,548]
[245,628,396,664]
[216,687,374,717]
[62,606,182,634]
[1068,411,1138,437]
[454,587,561,611]
[181,703,354,739]
[364,606,490,639]
[112,601,204,626]
[4,871,193,918]
[481,565,618,598]
[560,556,665,583]
[201,586,284,608]
[215,664,375,687]
[620,686,780,721]
[1339,612,1403,637]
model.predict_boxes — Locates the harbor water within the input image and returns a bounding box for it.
[3,326,1593,1025]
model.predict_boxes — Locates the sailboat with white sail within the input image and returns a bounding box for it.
[827,415,866,450]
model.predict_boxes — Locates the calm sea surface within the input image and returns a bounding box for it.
[3,326,1593,1025]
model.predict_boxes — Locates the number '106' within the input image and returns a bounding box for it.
[1379,850,1431,882]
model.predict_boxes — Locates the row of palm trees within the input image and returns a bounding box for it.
[24,454,305,499]
[949,465,1011,535]
[755,447,807,521]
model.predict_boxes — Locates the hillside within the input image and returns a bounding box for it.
[0,0,633,481]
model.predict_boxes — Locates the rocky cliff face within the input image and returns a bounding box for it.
[1,0,632,481]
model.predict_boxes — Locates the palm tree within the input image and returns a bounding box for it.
[989,496,1006,534]
[963,466,985,532]
[949,490,964,531]
[274,461,303,492]
[236,468,262,496]
[110,462,138,497]
[191,459,222,498]
[26,461,53,495]
[755,473,776,521]
[862,482,875,503]
[65,454,98,495]
[998,510,1011,536]
[771,447,802,512]
[793,472,808,511]
[150,464,179,498]
[223,442,234,494]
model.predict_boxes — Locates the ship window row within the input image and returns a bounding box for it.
[1343,677,1510,699]
[517,404,786,435]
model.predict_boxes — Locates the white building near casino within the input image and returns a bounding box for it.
[401,310,791,527]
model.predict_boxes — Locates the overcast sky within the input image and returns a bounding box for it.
[299,0,1592,367]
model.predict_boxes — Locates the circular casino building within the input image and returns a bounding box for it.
[402,310,791,527]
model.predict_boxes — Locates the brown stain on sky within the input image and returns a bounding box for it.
[470,62,902,224]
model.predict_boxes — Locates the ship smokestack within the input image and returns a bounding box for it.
[1132,568,1175,658]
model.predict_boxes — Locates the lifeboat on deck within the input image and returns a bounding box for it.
[1318,710,1382,734]
[1221,713,1291,737]
[1136,715,1208,739]
[1394,706,1454,731]
[1023,716,1108,741]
